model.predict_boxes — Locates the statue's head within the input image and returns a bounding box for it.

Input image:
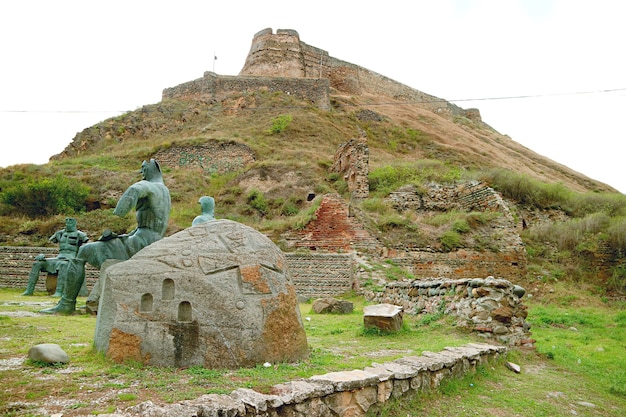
[141,159,163,183]
[65,217,77,232]
[198,196,215,215]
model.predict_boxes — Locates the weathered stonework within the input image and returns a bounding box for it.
[387,181,528,281]
[152,139,256,173]
[363,277,533,347]
[331,138,369,199]
[94,219,308,369]
[110,343,506,416]
[239,28,479,121]
[162,71,331,110]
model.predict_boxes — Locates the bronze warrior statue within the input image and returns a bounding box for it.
[41,159,171,314]
[22,217,88,297]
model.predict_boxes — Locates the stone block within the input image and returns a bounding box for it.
[363,303,403,332]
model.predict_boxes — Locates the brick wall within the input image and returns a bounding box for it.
[283,194,380,252]
[287,253,355,299]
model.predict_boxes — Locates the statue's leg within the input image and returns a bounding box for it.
[39,258,85,314]
[21,262,44,296]
[52,262,69,297]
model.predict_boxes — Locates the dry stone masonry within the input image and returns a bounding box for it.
[364,276,533,347]
[114,343,506,417]
[152,139,256,173]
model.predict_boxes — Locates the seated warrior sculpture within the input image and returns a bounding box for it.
[22,217,88,297]
[192,196,216,225]
[41,159,171,314]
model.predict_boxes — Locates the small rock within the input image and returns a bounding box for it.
[505,361,521,373]
[28,343,69,364]
[576,401,596,408]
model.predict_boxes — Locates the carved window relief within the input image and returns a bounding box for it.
[140,293,153,312]
[162,278,175,300]
[178,301,192,322]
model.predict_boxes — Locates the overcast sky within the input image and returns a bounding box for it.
[1,0,625,192]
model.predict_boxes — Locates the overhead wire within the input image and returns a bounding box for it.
[1,87,625,113]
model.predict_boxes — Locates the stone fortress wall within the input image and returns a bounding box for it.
[163,28,478,121]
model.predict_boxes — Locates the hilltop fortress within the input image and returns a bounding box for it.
[163,28,481,121]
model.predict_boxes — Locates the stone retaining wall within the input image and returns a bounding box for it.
[152,140,256,173]
[0,247,355,299]
[118,343,506,416]
[363,277,533,348]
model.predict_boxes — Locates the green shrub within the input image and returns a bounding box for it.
[267,114,293,134]
[246,189,268,215]
[439,230,462,251]
[0,176,90,218]
[452,219,470,233]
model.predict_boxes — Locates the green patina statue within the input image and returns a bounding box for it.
[41,159,171,314]
[192,196,216,225]
[21,217,88,297]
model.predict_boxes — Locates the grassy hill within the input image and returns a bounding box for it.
[0,82,625,294]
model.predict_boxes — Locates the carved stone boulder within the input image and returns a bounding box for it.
[94,219,309,368]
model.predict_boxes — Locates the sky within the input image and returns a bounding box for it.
[1,0,625,192]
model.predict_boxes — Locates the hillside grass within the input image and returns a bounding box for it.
[1,288,625,416]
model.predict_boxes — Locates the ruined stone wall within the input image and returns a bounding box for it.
[162,72,331,110]
[388,181,509,213]
[115,343,506,416]
[363,277,534,348]
[387,181,527,280]
[152,140,256,173]
[331,138,369,199]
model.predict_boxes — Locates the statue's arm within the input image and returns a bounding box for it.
[49,229,63,244]
[113,183,147,217]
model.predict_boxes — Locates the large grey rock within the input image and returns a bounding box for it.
[312,297,354,314]
[28,343,69,364]
[94,219,308,369]
[363,304,403,332]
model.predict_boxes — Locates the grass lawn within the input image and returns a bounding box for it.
[0,287,624,416]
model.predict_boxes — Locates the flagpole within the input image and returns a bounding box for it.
[213,52,216,72]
